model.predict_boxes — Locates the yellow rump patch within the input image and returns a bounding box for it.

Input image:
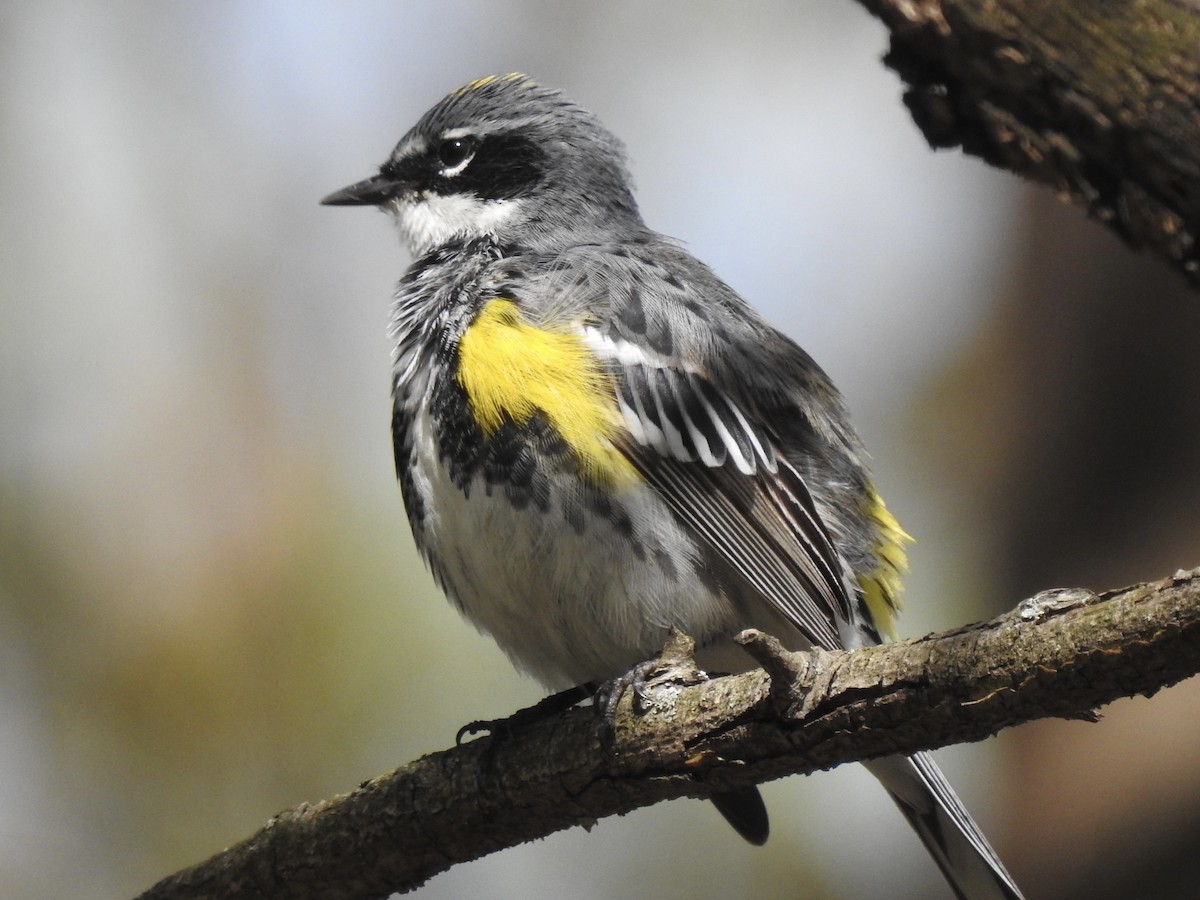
[456,299,638,488]
[857,489,912,641]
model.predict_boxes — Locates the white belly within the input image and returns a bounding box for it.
[406,409,739,687]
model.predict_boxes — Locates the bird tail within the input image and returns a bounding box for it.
[865,752,1024,900]
[710,787,770,846]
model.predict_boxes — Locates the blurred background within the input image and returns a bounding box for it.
[3,2,1199,898]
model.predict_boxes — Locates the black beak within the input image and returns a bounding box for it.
[320,174,402,207]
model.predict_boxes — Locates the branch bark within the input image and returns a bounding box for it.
[856,0,1200,285]
[138,567,1200,900]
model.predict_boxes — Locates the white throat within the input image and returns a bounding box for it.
[390,193,521,257]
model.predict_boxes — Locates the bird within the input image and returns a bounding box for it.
[321,72,1024,900]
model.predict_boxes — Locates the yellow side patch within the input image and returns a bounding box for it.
[457,299,638,488]
[857,489,912,640]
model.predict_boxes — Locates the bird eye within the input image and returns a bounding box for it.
[437,137,476,172]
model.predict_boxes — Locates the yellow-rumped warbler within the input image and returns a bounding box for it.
[322,73,1023,899]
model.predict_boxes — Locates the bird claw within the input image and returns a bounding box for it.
[455,682,596,745]
[595,628,706,739]
[455,629,706,747]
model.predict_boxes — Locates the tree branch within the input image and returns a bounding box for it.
[138,567,1200,900]
[856,0,1200,284]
